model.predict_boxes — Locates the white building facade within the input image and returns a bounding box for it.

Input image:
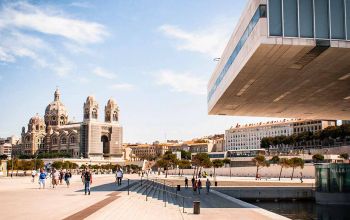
[225,119,336,151]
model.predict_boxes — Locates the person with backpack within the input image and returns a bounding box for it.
[64,170,72,188]
[84,169,92,195]
[38,169,47,189]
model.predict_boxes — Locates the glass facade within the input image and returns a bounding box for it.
[315,164,350,193]
[268,0,350,40]
[207,5,267,102]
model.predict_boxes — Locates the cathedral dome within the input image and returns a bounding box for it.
[44,88,68,126]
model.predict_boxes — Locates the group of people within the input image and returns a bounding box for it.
[184,177,211,194]
[31,168,72,189]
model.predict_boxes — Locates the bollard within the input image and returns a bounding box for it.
[215,181,218,187]
[177,185,181,191]
[193,201,200,214]
[141,176,143,186]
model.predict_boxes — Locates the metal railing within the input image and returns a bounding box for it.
[129,177,192,213]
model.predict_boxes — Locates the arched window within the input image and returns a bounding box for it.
[26,136,30,142]
[70,136,75,144]
[105,111,110,121]
[113,111,118,121]
[84,109,89,119]
[60,116,65,125]
[92,108,98,119]
[61,137,67,144]
[52,138,57,145]
[36,125,39,130]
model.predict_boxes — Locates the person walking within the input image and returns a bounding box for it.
[193,179,197,194]
[52,169,59,188]
[81,169,86,185]
[206,178,211,194]
[38,169,47,189]
[197,179,202,195]
[116,169,123,186]
[59,170,64,185]
[64,170,72,188]
[184,177,188,189]
[300,172,303,183]
[31,169,37,183]
[191,177,195,189]
[84,169,92,195]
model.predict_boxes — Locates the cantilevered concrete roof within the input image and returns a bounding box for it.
[208,43,350,119]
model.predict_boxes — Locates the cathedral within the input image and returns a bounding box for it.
[20,89,123,159]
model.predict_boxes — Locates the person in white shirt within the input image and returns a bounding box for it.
[116,169,123,186]
[31,169,37,183]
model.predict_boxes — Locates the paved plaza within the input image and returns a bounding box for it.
[0,174,292,220]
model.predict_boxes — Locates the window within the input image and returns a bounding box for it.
[315,0,329,39]
[113,111,118,121]
[283,0,298,37]
[269,0,283,36]
[61,137,67,145]
[330,0,345,39]
[70,136,75,144]
[92,108,98,119]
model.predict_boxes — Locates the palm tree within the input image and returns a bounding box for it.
[278,158,290,181]
[252,155,270,180]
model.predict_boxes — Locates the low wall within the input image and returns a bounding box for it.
[316,192,350,205]
[217,187,314,201]
[168,164,315,178]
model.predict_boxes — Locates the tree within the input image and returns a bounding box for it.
[155,151,178,178]
[278,158,290,181]
[191,153,211,178]
[339,153,349,160]
[252,155,270,180]
[80,164,87,170]
[212,159,224,177]
[312,154,324,163]
[269,156,280,164]
[289,157,304,180]
[51,161,63,169]
[222,158,231,177]
[180,150,191,160]
[178,160,191,176]
[0,154,8,160]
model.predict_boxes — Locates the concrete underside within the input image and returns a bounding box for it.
[209,44,350,119]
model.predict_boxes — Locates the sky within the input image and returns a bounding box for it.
[0,0,283,143]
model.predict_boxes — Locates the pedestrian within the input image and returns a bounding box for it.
[59,170,64,184]
[206,178,211,194]
[193,179,197,193]
[64,170,72,188]
[31,169,37,183]
[38,169,47,189]
[300,172,303,183]
[84,169,92,195]
[81,169,86,185]
[116,168,123,186]
[52,169,59,188]
[185,177,188,188]
[191,177,195,189]
[197,179,202,195]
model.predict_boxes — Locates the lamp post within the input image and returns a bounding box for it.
[11,147,14,178]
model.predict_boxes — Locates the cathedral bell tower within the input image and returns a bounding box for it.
[83,96,99,121]
[104,98,119,123]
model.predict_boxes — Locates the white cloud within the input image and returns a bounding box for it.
[155,70,206,95]
[93,67,116,79]
[70,2,93,9]
[110,83,134,91]
[159,20,234,57]
[0,2,108,44]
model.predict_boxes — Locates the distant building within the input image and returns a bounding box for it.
[19,89,123,160]
[225,119,336,151]
[0,136,19,159]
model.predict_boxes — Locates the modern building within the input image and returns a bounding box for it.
[20,89,123,160]
[208,0,350,120]
[0,136,19,158]
[225,119,336,151]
